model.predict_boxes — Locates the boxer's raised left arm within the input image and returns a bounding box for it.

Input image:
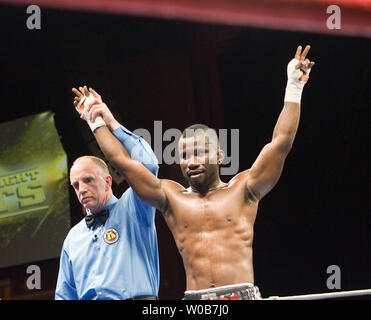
[246,45,315,200]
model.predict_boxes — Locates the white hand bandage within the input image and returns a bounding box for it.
[76,94,106,132]
[284,58,311,103]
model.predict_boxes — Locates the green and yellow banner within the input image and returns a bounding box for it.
[0,111,70,268]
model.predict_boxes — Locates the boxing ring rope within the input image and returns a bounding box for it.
[265,288,371,300]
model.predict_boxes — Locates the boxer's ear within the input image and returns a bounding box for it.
[217,149,225,165]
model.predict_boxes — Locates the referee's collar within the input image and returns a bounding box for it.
[86,195,118,216]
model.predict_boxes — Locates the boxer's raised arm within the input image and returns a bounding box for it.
[246,101,300,199]
[246,45,315,200]
[72,86,159,175]
[94,126,168,212]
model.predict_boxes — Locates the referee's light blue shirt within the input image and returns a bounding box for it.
[55,126,159,300]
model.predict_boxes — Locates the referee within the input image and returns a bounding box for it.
[55,87,159,300]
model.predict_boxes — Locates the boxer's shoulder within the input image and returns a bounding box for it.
[227,169,250,187]
[161,178,185,192]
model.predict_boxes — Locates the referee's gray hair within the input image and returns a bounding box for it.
[71,156,110,176]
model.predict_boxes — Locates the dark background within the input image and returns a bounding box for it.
[0,4,370,300]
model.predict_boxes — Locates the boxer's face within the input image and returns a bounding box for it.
[179,133,220,188]
[70,158,111,214]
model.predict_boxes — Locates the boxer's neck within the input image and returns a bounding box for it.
[189,174,225,196]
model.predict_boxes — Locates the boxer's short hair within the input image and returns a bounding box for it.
[181,124,220,149]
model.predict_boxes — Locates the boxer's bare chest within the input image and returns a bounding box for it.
[166,181,258,236]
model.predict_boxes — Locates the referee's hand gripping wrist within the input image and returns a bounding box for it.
[73,86,106,132]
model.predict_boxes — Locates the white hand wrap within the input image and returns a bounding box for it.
[76,95,106,132]
[284,58,311,103]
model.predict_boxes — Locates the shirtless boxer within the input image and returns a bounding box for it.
[76,45,315,299]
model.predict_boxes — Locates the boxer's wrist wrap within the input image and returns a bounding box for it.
[284,58,311,104]
[76,95,106,132]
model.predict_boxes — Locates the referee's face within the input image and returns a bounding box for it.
[70,158,111,214]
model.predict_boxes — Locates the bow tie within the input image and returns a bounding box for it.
[85,209,109,228]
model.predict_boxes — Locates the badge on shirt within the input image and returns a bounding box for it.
[103,228,119,244]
